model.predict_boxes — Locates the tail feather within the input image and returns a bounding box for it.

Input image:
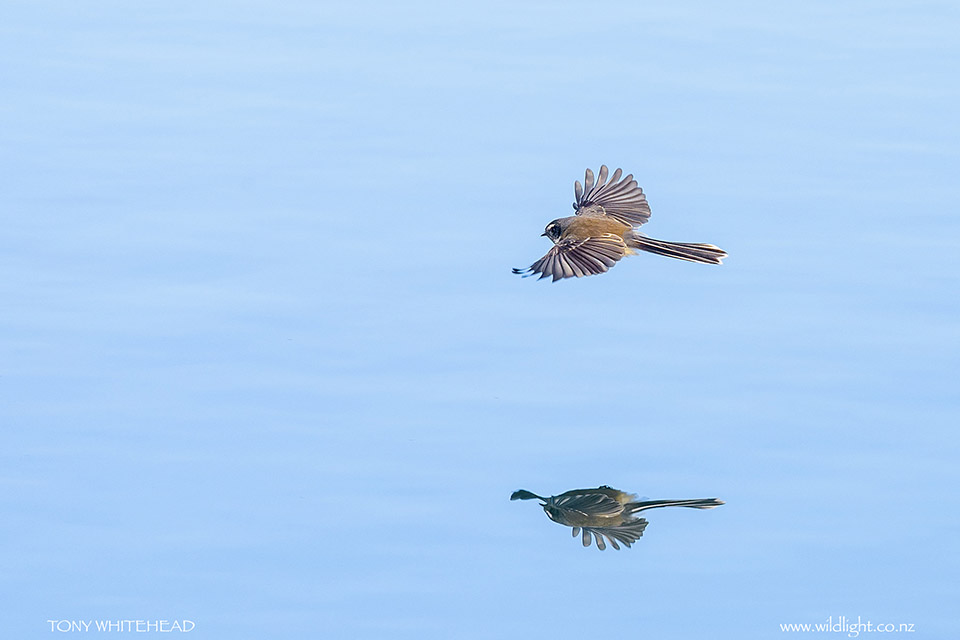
[625,498,725,514]
[628,235,726,265]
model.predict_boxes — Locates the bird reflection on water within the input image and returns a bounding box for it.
[511,486,723,550]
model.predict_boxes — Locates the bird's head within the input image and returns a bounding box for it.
[542,504,563,523]
[542,220,563,243]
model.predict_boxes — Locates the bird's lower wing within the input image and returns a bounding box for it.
[512,234,626,282]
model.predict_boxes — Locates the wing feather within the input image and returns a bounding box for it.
[582,519,649,550]
[551,491,625,517]
[513,234,627,282]
[574,165,652,227]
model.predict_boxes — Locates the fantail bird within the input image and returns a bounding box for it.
[513,165,727,281]
[511,485,724,550]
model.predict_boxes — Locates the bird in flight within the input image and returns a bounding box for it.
[513,165,727,281]
[511,485,723,550]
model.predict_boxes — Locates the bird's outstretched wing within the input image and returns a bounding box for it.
[573,520,649,550]
[574,165,652,228]
[512,234,626,282]
[550,491,625,518]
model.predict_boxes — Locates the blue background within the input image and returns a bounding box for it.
[2,1,958,638]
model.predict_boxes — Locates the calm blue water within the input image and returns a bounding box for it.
[2,2,958,638]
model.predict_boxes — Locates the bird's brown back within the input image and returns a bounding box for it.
[562,216,631,240]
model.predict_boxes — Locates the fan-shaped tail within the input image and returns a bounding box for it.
[625,498,725,514]
[627,235,726,265]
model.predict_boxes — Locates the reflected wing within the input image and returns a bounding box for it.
[580,519,649,550]
[574,165,652,228]
[551,492,624,518]
[512,234,626,282]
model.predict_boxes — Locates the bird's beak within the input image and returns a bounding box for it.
[540,232,548,237]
